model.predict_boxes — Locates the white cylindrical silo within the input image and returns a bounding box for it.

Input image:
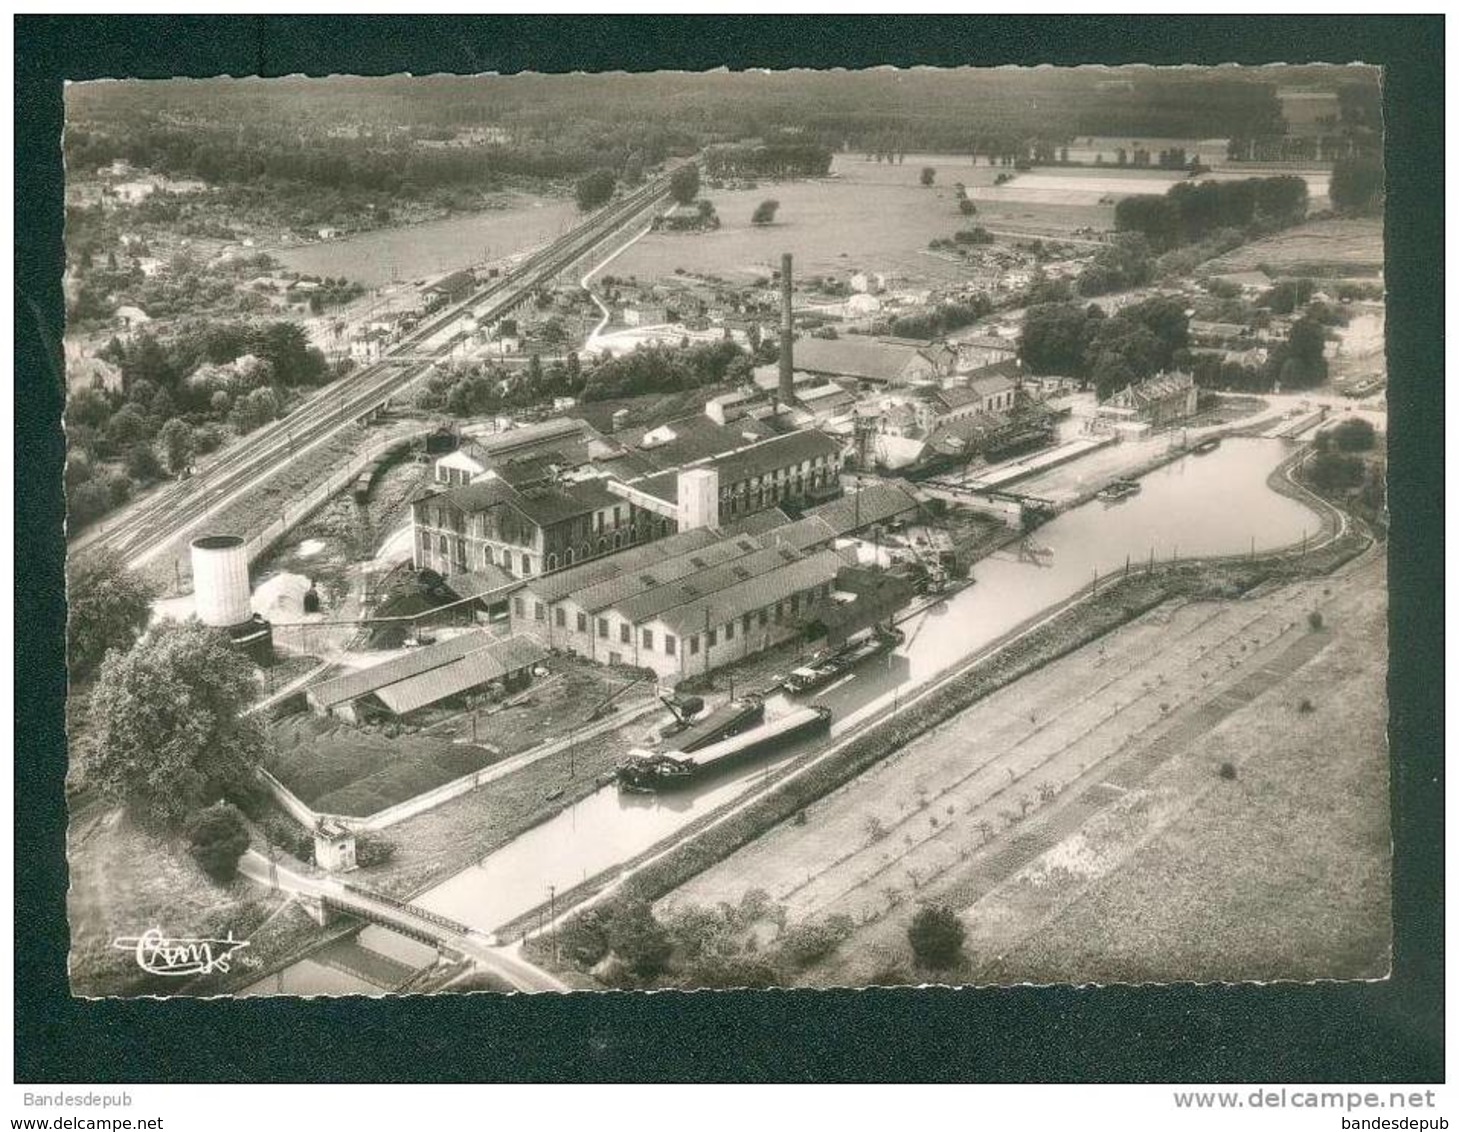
[191,534,251,628]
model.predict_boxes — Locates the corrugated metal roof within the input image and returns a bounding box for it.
[445,564,519,601]
[656,549,846,637]
[806,482,922,533]
[614,544,807,625]
[373,636,549,716]
[305,631,496,708]
[571,535,762,614]
[522,527,721,604]
[721,508,791,538]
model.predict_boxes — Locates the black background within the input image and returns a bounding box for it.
[15,15,1444,1083]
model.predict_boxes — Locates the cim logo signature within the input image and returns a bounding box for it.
[112,928,252,977]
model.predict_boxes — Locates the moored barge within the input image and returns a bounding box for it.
[617,705,833,793]
[780,626,905,695]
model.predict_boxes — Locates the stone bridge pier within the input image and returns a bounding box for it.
[298,892,335,927]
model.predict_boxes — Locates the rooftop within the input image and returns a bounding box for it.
[656,549,848,637]
[805,481,923,533]
[627,430,843,505]
[614,543,806,625]
[372,635,549,716]
[521,527,723,604]
[573,536,766,616]
[784,336,928,384]
[306,631,495,709]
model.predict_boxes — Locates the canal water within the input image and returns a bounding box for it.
[244,438,1319,995]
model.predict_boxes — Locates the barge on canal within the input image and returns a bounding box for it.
[658,694,766,751]
[1097,479,1141,503]
[617,705,833,793]
[780,626,906,695]
[1192,436,1222,455]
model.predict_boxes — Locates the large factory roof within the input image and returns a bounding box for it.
[305,631,496,710]
[614,543,809,626]
[521,527,723,605]
[654,549,848,637]
[569,536,763,615]
[805,481,923,532]
[372,635,548,716]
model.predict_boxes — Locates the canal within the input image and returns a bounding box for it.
[243,437,1321,995]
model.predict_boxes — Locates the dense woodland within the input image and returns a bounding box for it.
[65,67,1380,199]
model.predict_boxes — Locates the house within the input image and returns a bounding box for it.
[1103,371,1198,427]
[432,419,607,486]
[954,333,1020,371]
[623,303,669,327]
[423,269,477,306]
[113,305,152,334]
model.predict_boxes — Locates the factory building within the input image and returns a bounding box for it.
[412,474,656,579]
[607,428,844,529]
[512,480,923,682]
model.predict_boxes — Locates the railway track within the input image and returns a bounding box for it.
[75,173,676,571]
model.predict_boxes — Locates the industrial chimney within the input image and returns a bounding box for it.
[778,252,795,403]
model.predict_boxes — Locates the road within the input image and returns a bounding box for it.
[238,850,568,993]
[74,174,675,572]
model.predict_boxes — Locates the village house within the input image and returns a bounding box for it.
[1102,370,1198,427]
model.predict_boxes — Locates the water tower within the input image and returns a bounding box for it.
[190,534,273,664]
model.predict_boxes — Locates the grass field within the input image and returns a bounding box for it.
[610,154,1113,287]
[1206,216,1385,278]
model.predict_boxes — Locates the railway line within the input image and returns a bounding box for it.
[75,172,676,571]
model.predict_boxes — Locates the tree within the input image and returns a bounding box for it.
[751,198,780,226]
[920,166,936,187]
[65,549,157,680]
[105,403,152,450]
[1330,155,1384,214]
[125,443,164,484]
[185,802,251,882]
[235,386,281,433]
[1330,417,1376,452]
[908,904,966,968]
[669,163,701,206]
[158,418,195,475]
[959,198,977,216]
[575,168,617,211]
[86,619,269,828]
[1308,451,1365,493]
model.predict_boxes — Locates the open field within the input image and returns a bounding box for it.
[1205,217,1384,278]
[660,549,1387,986]
[273,190,580,287]
[610,154,1112,286]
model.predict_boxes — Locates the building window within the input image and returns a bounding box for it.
[790,594,800,615]
[502,549,513,572]
[582,543,592,561]
[774,603,784,623]
[642,628,654,651]
[725,620,735,641]
[613,532,623,549]
[706,629,717,648]
[742,613,752,634]
[546,553,557,572]
[758,610,768,628]
[665,634,676,656]
[482,545,493,566]
[597,618,609,639]
[619,623,631,645]
[534,601,545,622]
[437,534,447,556]
[513,597,525,619]
[522,555,533,575]
[577,612,588,633]
[598,538,607,555]
[554,607,566,628]
[689,635,700,656]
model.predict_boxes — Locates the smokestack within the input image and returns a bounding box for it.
[779,252,795,403]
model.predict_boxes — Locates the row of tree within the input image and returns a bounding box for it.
[1114,176,1310,252]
